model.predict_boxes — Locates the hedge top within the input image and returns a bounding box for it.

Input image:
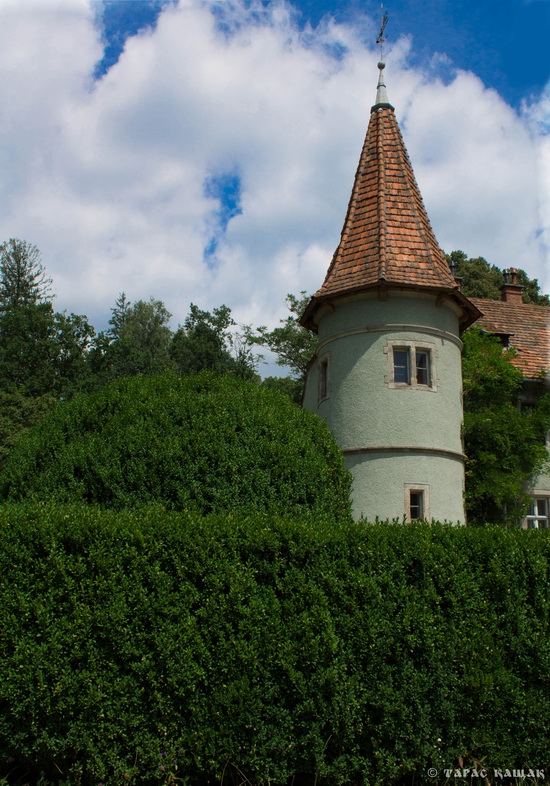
[0,372,352,518]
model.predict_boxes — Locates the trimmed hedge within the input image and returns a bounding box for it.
[0,506,549,785]
[0,372,351,519]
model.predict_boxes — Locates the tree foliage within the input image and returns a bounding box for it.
[0,372,351,518]
[0,240,95,469]
[0,238,52,310]
[89,295,174,382]
[462,328,550,524]
[249,291,316,380]
[1,509,549,786]
[447,249,549,304]
[171,303,256,379]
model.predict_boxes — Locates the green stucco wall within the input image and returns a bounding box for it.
[303,290,466,523]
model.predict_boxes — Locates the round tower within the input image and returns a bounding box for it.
[301,63,480,523]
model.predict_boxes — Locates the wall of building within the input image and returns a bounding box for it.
[303,289,466,523]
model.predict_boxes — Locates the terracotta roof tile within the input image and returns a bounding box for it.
[316,104,457,297]
[470,297,550,380]
[300,72,480,332]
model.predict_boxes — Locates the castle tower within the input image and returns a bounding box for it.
[301,62,480,522]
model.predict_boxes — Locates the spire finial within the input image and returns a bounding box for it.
[373,5,392,109]
[376,4,388,63]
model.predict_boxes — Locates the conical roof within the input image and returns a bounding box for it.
[302,63,479,330]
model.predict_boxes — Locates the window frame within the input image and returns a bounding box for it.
[385,340,438,391]
[318,354,330,403]
[524,497,549,529]
[404,483,430,522]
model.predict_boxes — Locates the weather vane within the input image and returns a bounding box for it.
[376,4,389,62]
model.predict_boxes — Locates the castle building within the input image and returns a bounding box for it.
[301,61,550,524]
[470,274,550,528]
[300,61,481,523]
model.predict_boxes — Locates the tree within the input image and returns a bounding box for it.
[0,240,96,470]
[514,268,550,305]
[462,328,550,525]
[446,250,549,304]
[0,238,53,310]
[261,375,304,405]
[107,291,132,339]
[51,311,96,396]
[248,291,317,400]
[0,302,57,395]
[170,303,257,380]
[91,295,174,382]
[0,389,55,469]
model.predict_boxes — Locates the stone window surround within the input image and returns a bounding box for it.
[318,353,330,403]
[384,339,439,391]
[404,483,430,522]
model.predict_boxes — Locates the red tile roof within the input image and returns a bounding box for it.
[469,297,550,380]
[318,104,456,294]
[301,78,479,331]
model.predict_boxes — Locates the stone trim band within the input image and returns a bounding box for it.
[317,323,464,353]
[342,445,465,461]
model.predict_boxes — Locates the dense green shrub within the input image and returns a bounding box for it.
[0,506,549,785]
[0,372,351,518]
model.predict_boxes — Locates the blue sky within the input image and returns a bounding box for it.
[96,0,550,106]
[0,0,548,369]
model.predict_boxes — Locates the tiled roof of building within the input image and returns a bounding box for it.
[302,64,479,331]
[470,297,550,380]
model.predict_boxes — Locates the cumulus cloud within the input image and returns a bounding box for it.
[0,0,547,359]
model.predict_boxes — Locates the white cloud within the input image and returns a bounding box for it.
[0,0,547,367]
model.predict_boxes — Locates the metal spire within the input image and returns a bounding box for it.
[374,5,390,108]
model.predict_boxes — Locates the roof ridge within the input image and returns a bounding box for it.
[377,108,388,280]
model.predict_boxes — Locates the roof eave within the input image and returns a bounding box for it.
[300,281,481,333]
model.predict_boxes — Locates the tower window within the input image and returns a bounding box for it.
[409,491,424,520]
[384,341,437,390]
[404,484,430,521]
[393,349,410,384]
[415,350,430,386]
[318,355,330,402]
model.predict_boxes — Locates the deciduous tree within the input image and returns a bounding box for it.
[462,328,550,524]
[171,303,256,380]
[248,291,316,401]
[447,250,549,304]
[91,295,174,382]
